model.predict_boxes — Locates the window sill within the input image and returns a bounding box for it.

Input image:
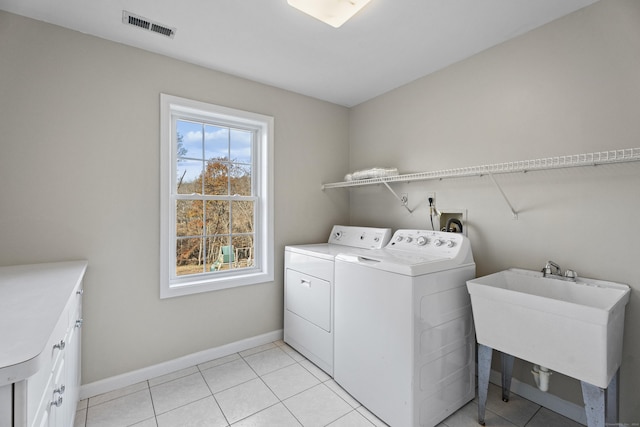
[161,269,273,299]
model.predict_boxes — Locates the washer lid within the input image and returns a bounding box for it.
[336,252,472,276]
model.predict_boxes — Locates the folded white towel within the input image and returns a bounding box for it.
[345,167,399,181]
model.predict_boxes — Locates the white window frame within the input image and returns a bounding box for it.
[160,94,274,298]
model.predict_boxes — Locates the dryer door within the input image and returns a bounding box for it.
[285,269,331,332]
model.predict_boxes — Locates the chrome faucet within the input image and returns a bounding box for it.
[542,260,577,282]
[542,260,561,277]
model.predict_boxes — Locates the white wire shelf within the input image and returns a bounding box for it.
[321,148,640,218]
[321,148,640,190]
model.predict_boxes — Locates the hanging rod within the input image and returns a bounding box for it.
[321,148,640,190]
[321,148,640,218]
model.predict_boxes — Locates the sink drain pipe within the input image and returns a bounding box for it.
[532,365,552,391]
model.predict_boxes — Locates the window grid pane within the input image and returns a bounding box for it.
[173,117,255,278]
[203,160,230,196]
[176,237,206,276]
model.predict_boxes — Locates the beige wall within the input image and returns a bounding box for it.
[2,0,640,422]
[0,11,349,384]
[348,0,640,421]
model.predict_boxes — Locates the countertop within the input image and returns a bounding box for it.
[0,260,87,386]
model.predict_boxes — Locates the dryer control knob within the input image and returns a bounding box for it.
[446,240,455,248]
[416,236,428,246]
[395,236,403,242]
[405,237,413,243]
[434,239,443,247]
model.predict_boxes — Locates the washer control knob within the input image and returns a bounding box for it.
[446,240,455,248]
[373,236,380,242]
[396,236,403,242]
[434,239,443,247]
[416,236,428,246]
[405,237,413,243]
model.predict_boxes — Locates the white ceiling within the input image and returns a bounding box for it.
[0,0,598,107]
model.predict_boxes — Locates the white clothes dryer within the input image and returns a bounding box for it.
[284,225,392,376]
[334,229,476,427]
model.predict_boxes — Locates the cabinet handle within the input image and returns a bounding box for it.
[50,396,63,408]
[299,279,311,288]
[54,385,65,395]
[53,340,66,351]
[75,318,84,328]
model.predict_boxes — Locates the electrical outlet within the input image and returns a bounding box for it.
[426,192,435,206]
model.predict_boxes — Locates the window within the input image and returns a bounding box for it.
[160,94,274,298]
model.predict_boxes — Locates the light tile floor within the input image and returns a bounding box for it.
[75,340,584,427]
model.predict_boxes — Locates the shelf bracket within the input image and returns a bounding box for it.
[382,181,413,213]
[487,171,518,219]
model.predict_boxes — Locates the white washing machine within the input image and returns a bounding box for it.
[284,225,392,376]
[334,229,476,427]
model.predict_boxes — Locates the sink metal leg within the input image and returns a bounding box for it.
[581,368,619,427]
[501,353,515,402]
[605,369,619,424]
[581,381,605,427]
[477,344,493,426]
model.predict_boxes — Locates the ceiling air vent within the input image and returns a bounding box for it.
[122,11,176,39]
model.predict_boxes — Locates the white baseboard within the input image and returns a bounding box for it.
[489,369,587,425]
[80,329,283,400]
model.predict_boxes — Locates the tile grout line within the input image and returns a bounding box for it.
[324,408,377,427]
[242,340,305,425]
[238,346,312,426]
[145,379,160,427]
[250,367,304,426]
[239,342,371,426]
[198,368,231,427]
[79,342,380,427]
[523,405,543,427]
[196,345,301,426]
[76,340,578,427]
[234,342,361,426]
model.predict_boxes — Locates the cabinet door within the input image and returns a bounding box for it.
[49,358,66,427]
[0,385,11,427]
[33,363,61,427]
[65,305,82,425]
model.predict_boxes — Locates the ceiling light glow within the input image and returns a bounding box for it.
[287,0,372,28]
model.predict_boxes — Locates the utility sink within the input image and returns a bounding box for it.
[467,268,630,388]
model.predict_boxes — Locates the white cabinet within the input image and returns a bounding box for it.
[0,261,87,427]
[0,385,10,426]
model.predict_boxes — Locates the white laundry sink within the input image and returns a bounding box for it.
[467,268,630,388]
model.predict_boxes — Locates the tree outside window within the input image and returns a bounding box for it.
[160,94,273,298]
[176,120,255,275]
